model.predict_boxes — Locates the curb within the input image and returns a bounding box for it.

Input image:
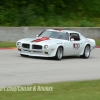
[0,47,17,50]
[96,46,100,48]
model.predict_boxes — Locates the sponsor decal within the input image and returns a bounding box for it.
[73,43,80,49]
[32,37,49,42]
[85,40,89,42]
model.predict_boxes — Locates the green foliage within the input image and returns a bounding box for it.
[78,20,94,27]
[0,0,100,26]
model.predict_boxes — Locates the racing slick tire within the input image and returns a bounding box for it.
[55,47,63,60]
[80,45,90,58]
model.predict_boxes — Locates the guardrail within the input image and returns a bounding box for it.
[0,27,100,42]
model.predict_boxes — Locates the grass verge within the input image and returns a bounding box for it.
[0,80,100,100]
[0,39,100,48]
[0,42,16,48]
[95,39,100,46]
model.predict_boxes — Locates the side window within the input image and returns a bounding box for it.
[58,33,69,40]
[70,33,80,41]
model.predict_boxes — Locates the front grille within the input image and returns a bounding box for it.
[22,44,30,49]
[32,45,42,49]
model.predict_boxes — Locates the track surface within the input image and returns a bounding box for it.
[0,49,100,87]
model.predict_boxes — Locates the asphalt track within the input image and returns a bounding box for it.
[0,48,100,87]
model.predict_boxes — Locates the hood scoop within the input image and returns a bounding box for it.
[31,37,49,42]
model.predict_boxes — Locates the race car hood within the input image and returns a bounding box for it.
[18,37,61,45]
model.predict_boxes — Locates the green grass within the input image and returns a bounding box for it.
[0,39,100,48]
[95,39,100,46]
[0,42,16,48]
[0,80,100,100]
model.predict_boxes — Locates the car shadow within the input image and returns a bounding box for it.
[63,56,80,59]
[19,55,83,61]
[18,55,54,60]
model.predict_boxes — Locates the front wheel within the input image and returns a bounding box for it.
[55,47,63,60]
[80,45,90,58]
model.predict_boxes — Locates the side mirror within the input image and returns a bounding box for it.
[36,35,38,37]
[70,38,74,41]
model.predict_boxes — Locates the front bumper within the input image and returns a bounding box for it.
[17,46,57,57]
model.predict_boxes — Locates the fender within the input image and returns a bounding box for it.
[51,43,64,57]
[79,41,91,56]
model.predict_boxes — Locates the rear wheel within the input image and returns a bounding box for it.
[55,47,63,60]
[80,45,90,58]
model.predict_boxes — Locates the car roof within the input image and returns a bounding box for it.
[46,29,80,34]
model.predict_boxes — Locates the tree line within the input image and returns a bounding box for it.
[0,0,100,26]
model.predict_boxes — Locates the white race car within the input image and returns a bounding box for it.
[16,29,96,60]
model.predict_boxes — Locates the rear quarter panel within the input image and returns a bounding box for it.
[88,38,96,51]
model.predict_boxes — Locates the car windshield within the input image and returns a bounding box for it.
[38,31,69,40]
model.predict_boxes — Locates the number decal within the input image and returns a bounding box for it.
[73,43,80,49]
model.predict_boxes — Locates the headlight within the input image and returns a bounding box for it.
[44,45,48,49]
[17,42,21,47]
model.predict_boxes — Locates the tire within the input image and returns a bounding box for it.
[80,45,90,58]
[55,47,63,60]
